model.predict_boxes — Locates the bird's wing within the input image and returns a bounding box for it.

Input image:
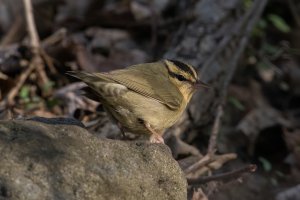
[67,71,128,99]
[99,62,183,110]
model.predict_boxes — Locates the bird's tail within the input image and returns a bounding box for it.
[66,71,111,101]
[67,71,100,83]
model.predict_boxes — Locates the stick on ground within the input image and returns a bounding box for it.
[208,105,224,155]
[187,164,257,185]
[23,0,40,50]
[2,0,50,106]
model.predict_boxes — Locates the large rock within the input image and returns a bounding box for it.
[0,119,186,200]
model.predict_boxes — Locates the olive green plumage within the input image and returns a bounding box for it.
[67,59,207,143]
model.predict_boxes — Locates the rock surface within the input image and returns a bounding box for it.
[0,119,186,200]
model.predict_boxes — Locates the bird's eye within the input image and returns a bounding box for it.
[175,74,187,81]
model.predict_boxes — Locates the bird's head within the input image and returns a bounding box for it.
[164,59,209,102]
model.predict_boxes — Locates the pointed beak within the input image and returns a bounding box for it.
[194,80,210,89]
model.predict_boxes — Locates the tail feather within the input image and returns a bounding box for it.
[66,71,111,101]
[67,71,113,83]
[81,86,102,101]
[66,71,102,83]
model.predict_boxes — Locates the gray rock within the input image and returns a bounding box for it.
[0,120,186,200]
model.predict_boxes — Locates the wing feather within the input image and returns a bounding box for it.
[67,61,183,110]
[100,62,183,110]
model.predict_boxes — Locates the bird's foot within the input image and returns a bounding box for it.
[141,120,165,144]
[150,134,165,144]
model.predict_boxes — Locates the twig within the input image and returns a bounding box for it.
[1,0,50,106]
[200,0,268,79]
[0,15,24,46]
[40,28,67,74]
[0,72,9,80]
[23,0,49,86]
[183,104,223,175]
[185,153,237,178]
[23,0,40,51]
[288,0,300,27]
[182,0,266,175]
[4,61,36,105]
[223,0,268,91]
[187,164,257,185]
[208,105,223,154]
[184,154,212,175]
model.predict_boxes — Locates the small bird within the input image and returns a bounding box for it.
[67,60,208,144]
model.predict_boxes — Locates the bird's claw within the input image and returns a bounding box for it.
[150,134,165,144]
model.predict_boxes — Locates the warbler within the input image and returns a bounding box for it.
[68,60,208,143]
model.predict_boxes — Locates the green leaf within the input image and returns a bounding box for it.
[267,14,291,33]
[252,19,267,38]
[43,81,55,93]
[275,170,284,178]
[259,157,272,172]
[270,177,278,186]
[25,102,39,110]
[19,86,30,99]
[32,95,41,102]
[243,0,253,8]
[228,96,245,111]
[46,98,61,108]
[257,61,270,70]
[257,19,267,29]
[262,43,280,55]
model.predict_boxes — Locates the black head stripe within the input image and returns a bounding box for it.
[168,60,197,80]
[168,71,188,82]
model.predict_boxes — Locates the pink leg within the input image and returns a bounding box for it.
[144,122,164,144]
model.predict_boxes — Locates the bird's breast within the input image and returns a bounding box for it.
[120,91,185,132]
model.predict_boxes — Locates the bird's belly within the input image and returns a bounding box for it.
[106,91,183,135]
